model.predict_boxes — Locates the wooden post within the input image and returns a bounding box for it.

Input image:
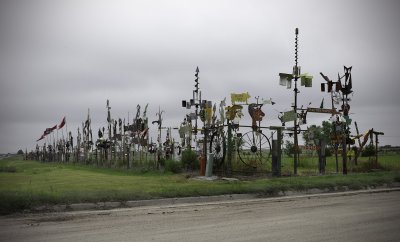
[373,131,384,168]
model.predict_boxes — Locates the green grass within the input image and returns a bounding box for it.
[279,153,400,175]
[1,155,400,214]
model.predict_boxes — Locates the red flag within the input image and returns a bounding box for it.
[58,117,66,129]
[44,128,52,136]
[50,124,57,131]
[44,125,57,136]
[36,134,45,142]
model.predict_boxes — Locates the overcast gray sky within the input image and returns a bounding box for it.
[1,0,399,153]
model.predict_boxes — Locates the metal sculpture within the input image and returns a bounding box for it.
[208,98,227,169]
[236,102,271,169]
[237,129,271,169]
[278,28,313,175]
[152,107,164,163]
[179,117,192,149]
[207,93,273,171]
[225,105,244,124]
[248,103,265,131]
[320,66,354,174]
[231,92,251,105]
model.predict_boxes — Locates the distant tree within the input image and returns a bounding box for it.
[303,121,333,147]
[321,121,333,147]
[303,125,323,146]
[284,140,295,157]
[17,149,24,155]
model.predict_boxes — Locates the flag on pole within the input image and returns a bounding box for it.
[50,125,57,132]
[300,73,313,87]
[58,116,66,129]
[36,134,45,142]
[44,125,57,136]
[44,128,52,136]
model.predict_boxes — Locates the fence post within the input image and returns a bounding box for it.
[206,153,214,177]
[271,126,283,177]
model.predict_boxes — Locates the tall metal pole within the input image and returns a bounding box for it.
[226,120,233,177]
[331,89,339,172]
[293,28,299,175]
[107,100,111,163]
[194,67,200,137]
[342,96,348,174]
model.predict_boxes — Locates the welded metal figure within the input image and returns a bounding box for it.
[179,117,192,149]
[135,104,141,121]
[152,107,164,162]
[143,103,149,120]
[248,103,265,131]
[219,97,226,125]
[340,66,353,95]
[225,105,243,121]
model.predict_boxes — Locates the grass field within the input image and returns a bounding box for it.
[231,151,400,175]
[1,155,400,214]
[283,152,400,175]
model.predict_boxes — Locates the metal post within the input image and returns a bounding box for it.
[342,97,348,175]
[226,120,233,177]
[375,133,378,167]
[205,153,214,177]
[203,126,208,171]
[293,28,299,175]
[373,131,384,167]
[331,87,339,172]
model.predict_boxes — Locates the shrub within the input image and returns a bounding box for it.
[284,140,294,157]
[181,149,199,170]
[165,159,182,173]
[362,144,376,157]
[0,166,17,173]
[325,147,333,157]
[158,158,166,167]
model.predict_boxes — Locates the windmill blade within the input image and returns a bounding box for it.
[320,72,330,82]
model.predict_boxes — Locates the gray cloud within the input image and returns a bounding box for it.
[1,0,400,153]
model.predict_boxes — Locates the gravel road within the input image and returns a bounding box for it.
[1,190,399,241]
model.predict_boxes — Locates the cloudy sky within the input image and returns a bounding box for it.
[0,0,399,153]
